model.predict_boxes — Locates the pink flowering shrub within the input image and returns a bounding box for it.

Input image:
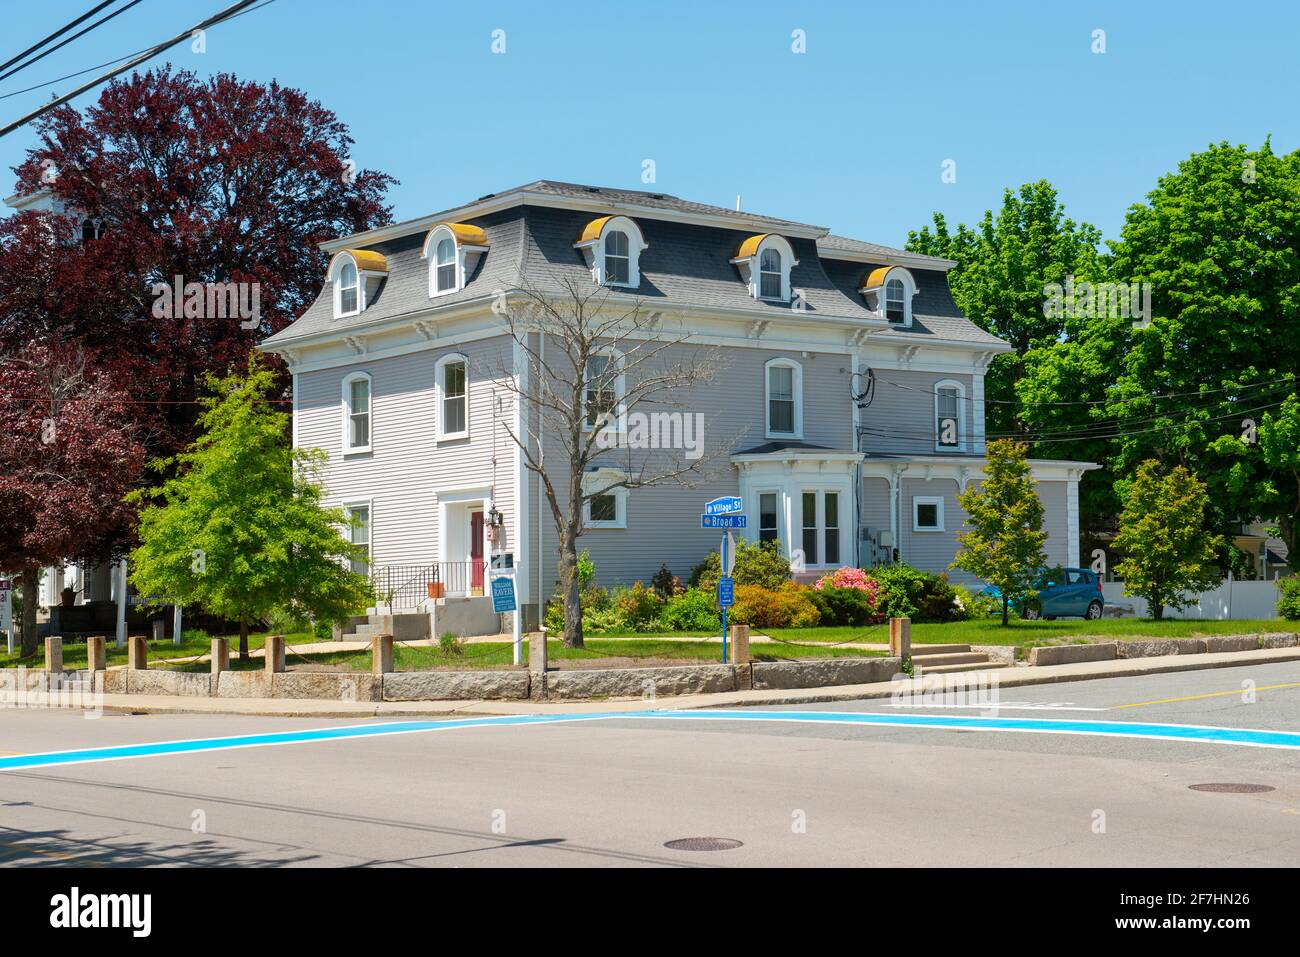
[814,566,875,592]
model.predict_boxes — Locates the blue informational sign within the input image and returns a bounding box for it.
[717,576,735,608]
[704,495,744,516]
[490,576,517,613]
[701,514,747,529]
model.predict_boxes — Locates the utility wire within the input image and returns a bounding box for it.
[0,1,122,75]
[873,372,1296,408]
[0,0,266,139]
[0,0,277,102]
[0,1,146,85]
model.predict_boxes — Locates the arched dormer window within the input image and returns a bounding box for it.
[734,234,797,302]
[341,371,373,453]
[764,357,803,439]
[860,266,917,326]
[330,249,388,319]
[338,261,359,315]
[422,223,490,298]
[934,378,966,452]
[575,215,646,288]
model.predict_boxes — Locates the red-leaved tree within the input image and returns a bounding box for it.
[0,343,145,655]
[6,64,395,456]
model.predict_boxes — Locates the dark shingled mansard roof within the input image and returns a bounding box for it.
[263,181,1006,349]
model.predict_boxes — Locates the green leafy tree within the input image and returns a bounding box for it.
[129,360,372,659]
[908,181,1103,437]
[951,440,1049,625]
[1021,141,1300,553]
[1112,461,1224,620]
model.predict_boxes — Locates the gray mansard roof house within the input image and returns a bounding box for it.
[259,179,1096,627]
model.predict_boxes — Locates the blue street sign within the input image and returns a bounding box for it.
[704,495,744,516]
[490,576,517,613]
[701,514,747,529]
[717,576,735,608]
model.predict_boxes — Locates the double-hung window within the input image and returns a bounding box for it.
[437,355,468,440]
[343,373,371,452]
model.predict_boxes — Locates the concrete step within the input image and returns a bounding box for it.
[904,652,987,667]
[915,660,1010,675]
[910,644,973,657]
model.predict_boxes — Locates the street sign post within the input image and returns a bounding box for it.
[701,514,746,529]
[702,501,745,662]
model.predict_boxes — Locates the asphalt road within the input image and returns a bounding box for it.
[2,662,1299,867]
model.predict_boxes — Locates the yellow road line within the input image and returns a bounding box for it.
[1112,681,1300,710]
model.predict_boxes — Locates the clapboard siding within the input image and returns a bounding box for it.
[295,336,517,569]
[861,369,973,455]
[533,342,856,594]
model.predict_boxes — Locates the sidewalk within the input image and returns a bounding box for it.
[63,645,1300,719]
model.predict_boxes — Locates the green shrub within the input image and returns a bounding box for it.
[577,550,596,588]
[954,584,1000,620]
[730,582,821,629]
[438,632,463,655]
[869,564,965,623]
[1278,576,1300,620]
[808,585,881,626]
[660,588,721,631]
[612,581,665,626]
[689,539,792,591]
[651,563,684,598]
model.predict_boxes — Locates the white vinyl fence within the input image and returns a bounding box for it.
[1102,579,1282,620]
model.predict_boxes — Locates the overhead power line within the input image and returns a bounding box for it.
[0,0,266,140]
[0,1,122,75]
[0,1,279,102]
[0,1,147,85]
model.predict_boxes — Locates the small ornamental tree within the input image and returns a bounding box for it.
[951,439,1049,625]
[1112,461,1224,621]
[129,359,372,659]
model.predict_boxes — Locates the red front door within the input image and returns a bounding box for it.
[470,511,485,590]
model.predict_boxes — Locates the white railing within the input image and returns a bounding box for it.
[1101,579,1283,620]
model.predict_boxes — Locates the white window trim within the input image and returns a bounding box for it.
[912,495,945,533]
[333,254,362,319]
[865,266,917,327]
[422,224,487,298]
[341,371,373,455]
[342,498,374,577]
[734,234,797,302]
[583,468,628,529]
[582,348,626,433]
[435,352,470,442]
[756,488,782,549]
[933,379,967,453]
[764,357,803,440]
[797,488,844,569]
[575,215,647,289]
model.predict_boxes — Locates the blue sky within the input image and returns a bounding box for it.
[1,0,1296,248]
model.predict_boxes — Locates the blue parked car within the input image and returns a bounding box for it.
[978,567,1105,621]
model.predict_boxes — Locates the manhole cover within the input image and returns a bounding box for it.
[663,837,743,851]
[1188,783,1276,794]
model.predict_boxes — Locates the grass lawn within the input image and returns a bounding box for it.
[0,630,314,669]
[767,618,1294,648]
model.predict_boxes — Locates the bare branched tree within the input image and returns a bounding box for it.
[492,272,738,648]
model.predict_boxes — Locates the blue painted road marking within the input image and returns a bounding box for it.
[5,709,1300,774]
